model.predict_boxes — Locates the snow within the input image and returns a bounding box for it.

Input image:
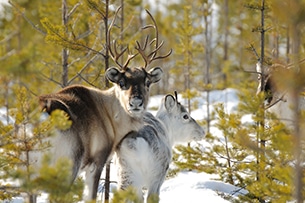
[30,171,242,203]
[3,88,249,203]
[0,107,14,125]
[160,171,247,203]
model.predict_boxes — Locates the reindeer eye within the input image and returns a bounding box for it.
[119,80,126,89]
[146,79,151,87]
[183,114,189,120]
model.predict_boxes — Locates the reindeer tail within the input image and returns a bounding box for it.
[39,95,73,120]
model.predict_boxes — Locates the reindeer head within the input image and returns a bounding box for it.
[106,8,171,117]
[106,66,162,117]
[157,92,205,142]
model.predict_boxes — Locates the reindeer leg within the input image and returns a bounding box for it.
[147,177,164,203]
[84,164,103,200]
[118,167,144,202]
[84,148,111,201]
[147,186,161,203]
[71,149,83,183]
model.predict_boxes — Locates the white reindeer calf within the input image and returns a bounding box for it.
[115,92,205,201]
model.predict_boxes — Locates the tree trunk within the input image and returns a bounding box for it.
[62,0,69,87]
[203,3,211,135]
[257,0,266,187]
[291,12,303,203]
[104,0,110,88]
[223,0,228,85]
[103,0,111,201]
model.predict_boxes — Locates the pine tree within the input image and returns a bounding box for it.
[0,82,84,202]
[237,82,295,202]
[0,0,93,201]
[172,4,203,112]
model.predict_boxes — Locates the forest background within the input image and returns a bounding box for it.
[0,0,305,202]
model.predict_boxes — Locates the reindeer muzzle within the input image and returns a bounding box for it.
[128,96,144,115]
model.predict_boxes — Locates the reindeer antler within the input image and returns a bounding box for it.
[107,6,138,71]
[135,9,172,69]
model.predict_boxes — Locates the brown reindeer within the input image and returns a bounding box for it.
[38,9,171,201]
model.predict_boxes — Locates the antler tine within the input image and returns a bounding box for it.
[145,9,159,58]
[145,9,172,60]
[107,6,135,71]
[147,41,173,61]
[135,35,150,68]
[107,6,122,68]
[150,49,173,62]
[135,9,172,69]
[174,91,178,102]
[123,51,138,69]
[113,40,128,64]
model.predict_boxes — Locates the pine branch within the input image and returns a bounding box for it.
[41,18,106,57]
[214,150,252,164]
[0,186,21,191]
[244,3,262,10]
[85,0,106,19]
[8,0,46,35]
[230,185,248,196]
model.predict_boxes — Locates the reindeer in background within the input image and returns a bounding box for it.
[38,8,171,201]
[256,62,305,127]
[115,92,205,202]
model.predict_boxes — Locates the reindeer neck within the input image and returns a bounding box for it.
[156,113,175,148]
[103,86,143,143]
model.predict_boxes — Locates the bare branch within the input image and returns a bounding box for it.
[287,57,305,68]
[248,43,260,61]
[0,50,16,61]
[0,31,18,44]
[67,2,81,21]
[39,72,63,87]
[76,30,93,40]
[86,0,106,19]
[76,72,97,87]
[68,53,100,85]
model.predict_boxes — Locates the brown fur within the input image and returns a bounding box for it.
[39,85,143,199]
[39,66,163,200]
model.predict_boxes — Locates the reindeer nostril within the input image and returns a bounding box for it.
[130,97,143,108]
[138,99,143,107]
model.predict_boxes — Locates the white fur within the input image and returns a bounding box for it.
[115,93,205,201]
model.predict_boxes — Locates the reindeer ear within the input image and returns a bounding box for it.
[164,94,176,112]
[148,67,163,83]
[106,67,123,83]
